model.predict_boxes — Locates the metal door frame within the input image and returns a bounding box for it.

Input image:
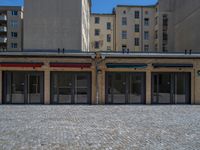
[50,72,91,104]
[151,72,191,104]
[3,71,44,104]
[105,72,146,104]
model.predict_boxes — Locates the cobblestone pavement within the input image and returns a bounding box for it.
[0,105,200,150]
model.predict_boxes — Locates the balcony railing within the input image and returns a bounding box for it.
[0,15,7,21]
[0,26,7,32]
[0,37,7,43]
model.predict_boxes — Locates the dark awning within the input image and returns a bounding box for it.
[152,63,193,68]
[50,63,91,68]
[106,63,147,68]
[0,62,44,68]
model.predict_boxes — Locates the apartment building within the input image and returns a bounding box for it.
[0,6,22,51]
[24,0,91,51]
[115,5,156,52]
[90,14,115,51]
[90,0,200,52]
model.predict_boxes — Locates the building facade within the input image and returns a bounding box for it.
[90,0,200,52]
[23,0,91,51]
[0,52,200,105]
[90,14,115,51]
[115,5,156,52]
[0,6,23,51]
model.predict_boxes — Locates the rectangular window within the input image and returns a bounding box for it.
[95,17,100,24]
[122,17,127,26]
[155,30,158,39]
[122,31,127,39]
[107,22,111,30]
[107,34,111,42]
[11,11,18,16]
[135,11,140,19]
[107,46,111,51]
[11,43,18,48]
[135,38,140,46]
[95,29,100,36]
[144,18,149,26]
[135,24,140,32]
[122,44,127,51]
[144,31,149,40]
[11,20,18,28]
[94,41,99,49]
[155,17,158,25]
[144,45,149,52]
[11,32,18,38]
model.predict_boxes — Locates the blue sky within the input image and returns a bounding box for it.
[0,0,158,13]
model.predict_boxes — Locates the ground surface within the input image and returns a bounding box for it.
[0,106,200,150]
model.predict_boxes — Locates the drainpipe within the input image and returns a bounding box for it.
[95,54,105,105]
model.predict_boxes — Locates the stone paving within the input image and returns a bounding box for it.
[0,105,200,150]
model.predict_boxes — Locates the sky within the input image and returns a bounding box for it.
[0,0,158,13]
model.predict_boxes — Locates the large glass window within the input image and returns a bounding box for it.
[152,73,191,104]
[106,72,145,104]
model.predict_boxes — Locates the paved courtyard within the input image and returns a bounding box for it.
[0,105,200,150]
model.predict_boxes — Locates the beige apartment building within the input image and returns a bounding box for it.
[90,14,115,51]
[23,0,91,51]
[115,5,156,52]
[90,0,200,52]
[0,6,23,51]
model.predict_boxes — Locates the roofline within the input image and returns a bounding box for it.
[116,4,156,8]
[0,6,22,10]
[91,13,115,16]
[100,52,200,59]
[0,52,200,59]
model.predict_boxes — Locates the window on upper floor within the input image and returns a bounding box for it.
[135,11,140,19]
[155,30,158,39]
[144,45,149,52]
[11,10,18,16]
[144,18,149,26]
[95,17,100,24]
[122,31,127,39]
[107,22,111,30]
[122,44,127,51]
[95,41,100,49]
[144,31,149,40]
[11,32,18,38]
[95,29,100,36]
[107,34,111,42]
[122,17,127,26]
[135,24,140,32]
[107,46,111,51]
[11,20,18,28]
[135,38,140,46]
[11,43,18,48]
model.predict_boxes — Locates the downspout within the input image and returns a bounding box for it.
[95,53,105,105]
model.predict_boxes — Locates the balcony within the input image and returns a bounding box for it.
[0,15,7,21]
[0,26,7,32]
[0,37,7,43]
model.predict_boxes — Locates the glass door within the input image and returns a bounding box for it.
[11,72,25,104]
[74,73,90,104]
[28,74,43,104]
[152,73,171,104]
[51,72,91,104]
[106,73,126,104]
[129,73,145,104]
[52,73,73,104]
[152,73,191,104]
[3,72,44,104]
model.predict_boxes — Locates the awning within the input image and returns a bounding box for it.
[0,62,44,68]
[106,63,147,68]
[152,63,193,68]
[50,63,91,68]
